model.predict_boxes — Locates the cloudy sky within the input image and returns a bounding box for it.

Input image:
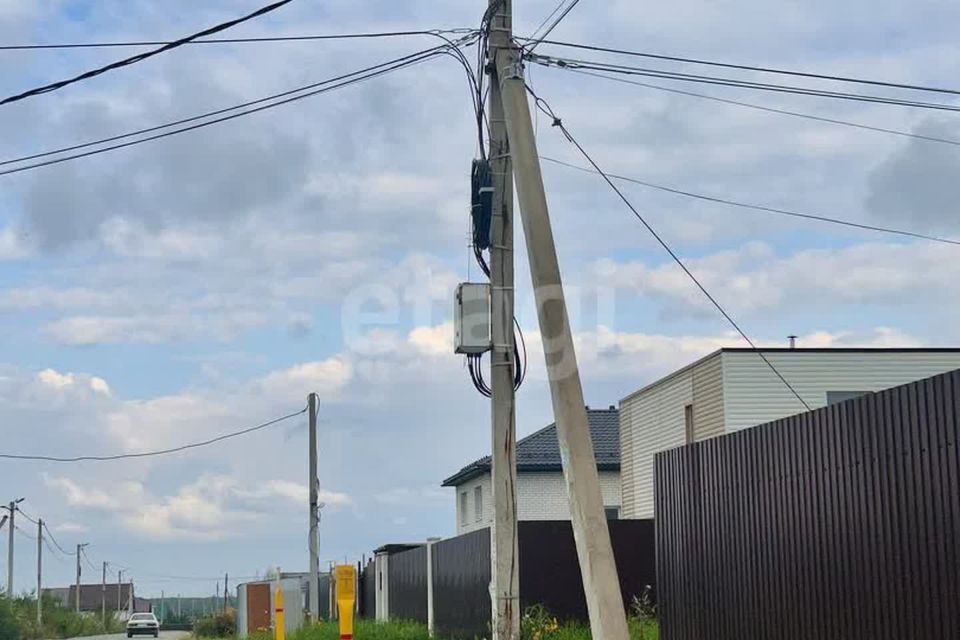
[1,0,958,597]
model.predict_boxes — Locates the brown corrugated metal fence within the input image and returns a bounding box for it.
[656,370,960,640]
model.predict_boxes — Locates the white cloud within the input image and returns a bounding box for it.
[595,240,960,313]
[53,522,89,534]
[45,472,351,542]
[38,368,75,389]
[0,227,30,260]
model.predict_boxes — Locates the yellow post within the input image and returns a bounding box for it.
[335,565,356,640]
[274,579,285,640]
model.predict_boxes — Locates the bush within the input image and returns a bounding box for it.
[193,610,236,638]
[0,598,20,640]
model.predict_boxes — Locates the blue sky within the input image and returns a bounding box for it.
[2,0,960,597]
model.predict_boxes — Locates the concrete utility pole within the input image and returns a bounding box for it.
[496,44,631,640]
[6,499,22,597]
[75,543,89,613]
[223,573,228,613]
[161,590,165,623]
[117,570,123,614]
[307,392,320,623]
[36,519,43,625]
[486,1,520,639]
[102,562,107,625]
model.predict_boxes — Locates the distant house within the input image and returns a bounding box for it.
[620,347,960,519]
[43,582,138,617]
[442,406,621,535]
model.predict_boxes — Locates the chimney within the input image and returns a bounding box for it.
[788,335,798,349]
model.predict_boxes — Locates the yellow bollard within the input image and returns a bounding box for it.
[335,565,356,640]
[274,579,285,640]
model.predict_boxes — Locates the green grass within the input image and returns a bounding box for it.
[0,594,124,640]
[289,620,432,640]
[195,609,658,640]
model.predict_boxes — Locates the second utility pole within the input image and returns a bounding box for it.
[6,500,15,597]
[36,519,43,625]
[487,1,519,640]
[496,40,631,640]
[307,392,320,623]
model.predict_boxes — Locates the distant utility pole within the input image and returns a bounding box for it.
[178,594,182,619]
[495,37,631,640]
[117,569,124,614]
[308,392,320,622]
[102,562,107,625]
[486,1,520,639]
[6,498,24,597]
[160,590,165,624]
[36,518,43,625]
[223,574,228,613]
[76,543,89,613]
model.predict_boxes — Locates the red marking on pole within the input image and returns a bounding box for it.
[340,635,352,640]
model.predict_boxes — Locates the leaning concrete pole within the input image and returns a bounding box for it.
[496,45,630,640]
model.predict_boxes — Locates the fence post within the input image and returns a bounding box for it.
[426,538,441,636]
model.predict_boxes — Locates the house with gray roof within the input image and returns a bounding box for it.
[442,406,621,535]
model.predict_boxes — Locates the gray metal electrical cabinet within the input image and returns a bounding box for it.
[454,283,491,354]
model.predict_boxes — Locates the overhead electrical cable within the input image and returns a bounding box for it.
[518,37,960,96]
[0,0,295,106]
[540,156,960,246]
[526,53,960,112]
[528,86,812,411]
[42,522,76,556]
[0,37,476,171]
[0,407,307,462]
[525,0,581,53]
[0,41,475,177]
[0,29,475,50]
[561,68,960,148]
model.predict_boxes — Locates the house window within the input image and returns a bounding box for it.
[827,391,870,406]
[605,507,620,520]
[459,491,468,526]
[474,486,483,522]
[684,404,695,444]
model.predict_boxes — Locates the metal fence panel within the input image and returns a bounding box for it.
[432,528,491,640]
[518,520,655,620]
[656,370,960,640]
[387,546,428,623]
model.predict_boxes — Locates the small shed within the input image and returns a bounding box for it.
[236,573,310,638]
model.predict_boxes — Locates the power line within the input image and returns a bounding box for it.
[0,29,473,51]
[0,0,294,106]
[563,68,960,148]
[526,0,581,53]
[527,53,960,113]
[42,522,76,556]
[528,86,811,412]
[0,42,466,177]
[539,156,960,246]
[0,41,458,169]
[80,547,98,572]
[0,407,307,463]
[518,37,960,97]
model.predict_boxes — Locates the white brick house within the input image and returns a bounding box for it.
[443,407,622,535]
[620,347,960,519]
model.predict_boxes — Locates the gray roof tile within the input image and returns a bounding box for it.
[442,407,619,486]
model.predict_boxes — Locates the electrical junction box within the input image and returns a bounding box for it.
[454,283,492,354]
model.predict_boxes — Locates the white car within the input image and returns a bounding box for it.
[127,613,160,638]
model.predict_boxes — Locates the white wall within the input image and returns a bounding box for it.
[620,350,960,519]
[454,474,493,535]
[619,361,701,519]
[517,471,621,520]
[722,351,960,432]
[454,470,621,534]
